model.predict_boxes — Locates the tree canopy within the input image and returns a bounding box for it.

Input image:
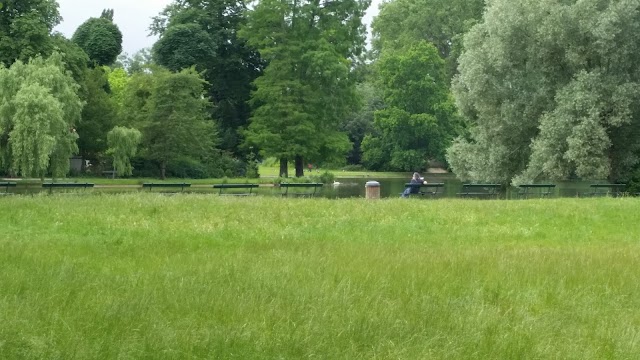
[241,0,370,176]
[72,9,123,66]
[0,53,83,178]
[448,0,640,184]
[372,0,484,76]
[362,41,461,171]
[0,0,61,66]
[152,0,262,153]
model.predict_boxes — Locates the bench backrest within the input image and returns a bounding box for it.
[0,182,17,187]
[213,184,259,189]
[590,184,625,188]
[42,183,94,188]
[280,183,323,188]
[461,184,501,195]
[142,183,191,188]
[519,184,556,188]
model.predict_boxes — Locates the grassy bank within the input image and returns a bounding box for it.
[1,195,639,358]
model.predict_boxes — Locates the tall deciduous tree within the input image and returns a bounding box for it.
[0,0,61,66]
[448,0,640,184]
[145,68,217,179]
[241,0,370,177]
[0,53,83,178]
[151,0,262,153]
[362,41,461,171]
[76,67,117,165]
[72,9,123,66]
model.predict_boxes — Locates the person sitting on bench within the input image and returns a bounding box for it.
[401,172,427,198]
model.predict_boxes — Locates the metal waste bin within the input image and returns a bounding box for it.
[365,181,380,199]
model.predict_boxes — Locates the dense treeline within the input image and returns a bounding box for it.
[1,0,638,182]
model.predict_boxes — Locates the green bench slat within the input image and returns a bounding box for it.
[213,184,259,195]
[42,183,94,188]
[517,184,556,198]
[42,183,94,193]
[280,183,324,197]
[142,183,191,191]
[588,184,626,197]
[404,183,445,197]
[458,184,501,198]
[1,182,17,194]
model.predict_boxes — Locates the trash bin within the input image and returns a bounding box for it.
[365,181,380,199]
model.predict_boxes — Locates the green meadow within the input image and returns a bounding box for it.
[1,195,640,359]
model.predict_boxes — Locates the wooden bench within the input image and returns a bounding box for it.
[280,183,324,197]
[588,183,626,197]
[0,182,17,194]
[142,183,191,192]
[213,183,259,196]
[458,184,501,199]
[42,182,95,194]
[517,184,556,199]
[403,183,445,198]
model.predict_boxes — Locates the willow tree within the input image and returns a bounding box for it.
[107,126,142,177]
[448,0,640,184]
[241,0,370,177]
[0,53,82,178]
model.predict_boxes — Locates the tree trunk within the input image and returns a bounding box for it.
[279,158,288,178]
[160,161,166,180]
[295,155,304,177]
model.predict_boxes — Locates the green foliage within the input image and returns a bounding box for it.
[107,126,142,177]
[311,170,335,184]
[363,41,462,171]
[372,0,484,77]
[50,34,90,84]
[342,83,383,165]
[0,53,82,178]
[449,0,640,184]
[241,0,370,175]
[72,13,123,66]
[145,67,218,179]
[105,66,129,119]
[153,23,217,73]
[0,0,62,66]
[152,0,262,153]
[76,67,117,162]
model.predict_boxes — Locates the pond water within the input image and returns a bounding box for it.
[0,175,619,199]
[323,175,612,199]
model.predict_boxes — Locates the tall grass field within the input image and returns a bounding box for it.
[1,195,639,359]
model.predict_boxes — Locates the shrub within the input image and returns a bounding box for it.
[311,171,335,184]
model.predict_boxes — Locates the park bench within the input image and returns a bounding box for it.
[458,183,501,199]
[42,182,95,194]
[517,184,556,199]
[142,183,191,192]
[280,183,324,197]
[102,170,117,178]
[0,182,17,194]
[403,183,445,198]
[588,183,626,197]
[213,183,259,196]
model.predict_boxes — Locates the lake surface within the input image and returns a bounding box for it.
[0,174,622,198]
[325,175,616,199]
